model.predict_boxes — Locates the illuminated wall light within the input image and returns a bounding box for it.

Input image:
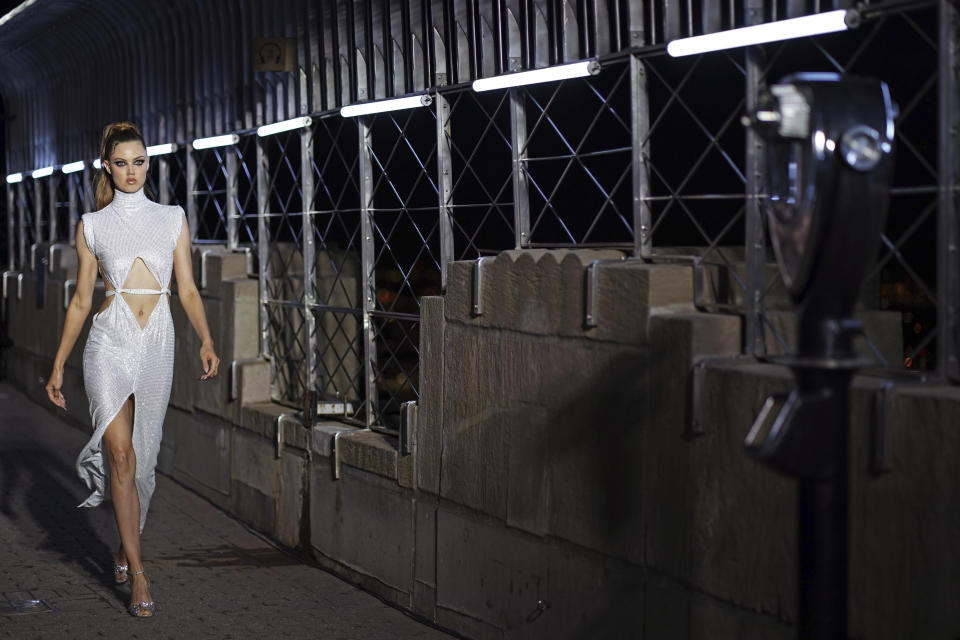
[147,143,178,156]
[6,173,23,184]
[257,117,313,137]
[666,10,852,57]
[32,166,54,179]
[93,159,102,170]
[192,134,239,150]
[340,94,432,118]
[61,161,86,174]
[0,0,37,29]
[472,60,601,92]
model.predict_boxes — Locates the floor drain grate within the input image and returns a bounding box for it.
[0,599,54,615]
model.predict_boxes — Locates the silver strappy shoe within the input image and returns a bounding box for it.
[113,561,128,584]
[127,569,155,618]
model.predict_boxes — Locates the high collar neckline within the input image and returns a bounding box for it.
[112,187,148,210]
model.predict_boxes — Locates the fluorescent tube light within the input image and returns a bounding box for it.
[93,159,102,170]
[6,173,23,184]
[147,143,177,156]
[0,0,37,29]
[472,60,601,92]
[61,161,85,174]
[192,134,239,150]
[667,10,851,57]
[32,166,54,179]
[257,117,313,137]
[340,95,432,118]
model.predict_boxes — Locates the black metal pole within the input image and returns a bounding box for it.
[794,368,852,640]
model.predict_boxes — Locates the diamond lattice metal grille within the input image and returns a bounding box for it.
[19,179,36,269]
[521,59,635,248]
[644,52,749,291]
[53,174,70,243]
[193,147,230,242]
[372,314,420,424]
[262,130,307,404]
[234,135,259,249]
[309,116,364,406]
[365,108,440,425]
[442,87,516,259]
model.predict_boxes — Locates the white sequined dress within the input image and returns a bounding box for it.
[75,188,183,532]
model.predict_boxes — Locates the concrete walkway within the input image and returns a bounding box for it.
[0,381,457,640]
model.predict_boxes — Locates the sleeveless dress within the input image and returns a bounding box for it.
[75,188,183,532]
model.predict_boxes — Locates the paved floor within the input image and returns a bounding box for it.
[0,381,457,639]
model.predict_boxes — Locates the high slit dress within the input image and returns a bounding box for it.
[75,188,183,532]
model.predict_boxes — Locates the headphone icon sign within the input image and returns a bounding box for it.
[258,42,282,66]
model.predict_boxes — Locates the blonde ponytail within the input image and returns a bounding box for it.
[94,122,148,210]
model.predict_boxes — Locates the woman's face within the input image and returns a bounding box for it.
[105,140,149,193]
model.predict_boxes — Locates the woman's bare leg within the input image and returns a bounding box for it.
[102,397,152,608]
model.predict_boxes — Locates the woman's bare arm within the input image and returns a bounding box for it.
[172,213,220,380]
[45,221,98,408]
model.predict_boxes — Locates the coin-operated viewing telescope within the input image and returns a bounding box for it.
[742,73,896,639]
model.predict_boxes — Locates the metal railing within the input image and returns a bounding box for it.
[4,3,955,428]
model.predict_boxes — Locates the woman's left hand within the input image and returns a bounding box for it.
[199,341,220,381]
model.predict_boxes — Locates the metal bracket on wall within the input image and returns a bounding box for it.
[332,429,351,480]
[688,357,749,437]
[871,380,919,474]
[230,246,257,277]
[2,271,19,300]
[229,357,264,401]
[275,412,301,459]
[583,257,627,328]
[63,280,76,309]
[47,243,71,274]
[30,244,40,272]
[400,400,417,455]
[472,256,495,316]
[199,248,217,290]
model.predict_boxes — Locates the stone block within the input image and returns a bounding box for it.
[275,449,305,549]
[435,507,546,635]
[536,550,644,640]
[413,496,439,621]
[589,261,696,345]
[848,383,960,640]
[416,295,445,495]
[220,278,260,361]
[165,408,231,500]
[309,464,414,594]
[688,591,792,640]
[337,429,398,481]
[643,577,689,640]
[235,360,271,406]
[231,427,276,497]
[311,422,361,458]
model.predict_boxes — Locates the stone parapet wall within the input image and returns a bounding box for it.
[2,244,955,639]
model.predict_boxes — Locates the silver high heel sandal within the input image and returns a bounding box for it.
[113,560,128,584]
[127,570,155,618]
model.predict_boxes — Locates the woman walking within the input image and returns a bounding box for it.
[45,122,219,617]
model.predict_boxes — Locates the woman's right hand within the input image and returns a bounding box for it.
[45,368,66,409]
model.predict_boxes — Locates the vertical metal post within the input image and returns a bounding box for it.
[744,6,767,357]
[33,178,43,260]
[158,156,171,205]
[630,54,652,258]
[186,144,198,240]
[47,176,57,243]
[226,144,239,250]
[82,167,94,213]
[435,92,455,289]
[17,183,27,272]
[68,174,78,245]
[358,117,379,426]
[257,137,272,372]
[302,126,317,399]
[939,0,960,382]
[6,186,15,270]
[509,87,530,249]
